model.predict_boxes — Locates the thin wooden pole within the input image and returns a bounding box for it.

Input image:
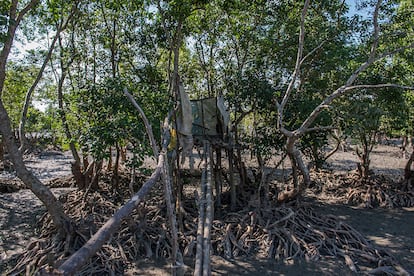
[229,147,236,211]
[203,142,213,276]
[194,156,206,276]
[163,154,181,276]
[194,141,213,276]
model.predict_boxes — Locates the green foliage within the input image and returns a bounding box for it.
[224,72,275,113]
[342,96,383,142]
[2,62,37,128]
[300,131,330,169]
[0,1,11,44]
[1,0,412,178]
[75,77,168,167]
[338,92,384,177]
[290,96,334,169]
[224,72,284,158]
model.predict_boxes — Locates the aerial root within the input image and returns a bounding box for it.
[309,171,414,208]
[345,174,414,208]
[9,189,172,275]
[210,206,404,274]
[8,187,408,275]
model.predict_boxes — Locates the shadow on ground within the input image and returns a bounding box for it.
[130,201,414,276]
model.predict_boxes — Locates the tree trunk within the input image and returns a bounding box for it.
[356,133,376,180]
[120,146,127,163]
[19,11,74,151]
[234,128,246,189]
[257,152,270,208]
[0,100,70,233]
[90,160,102,191]
[58,90,80,165]
[111,144,120,190]
[0,135,4,163]
[404,150,414,181]
[228,148,236,211]
[400,135,412,158]
[194,142,213,276]
[71,161,86,190]
[107,146,113,171]
[164,153,182,276]
[56,46,80,163]
[279,136,311,202]
[293,146,311,188]
[288,152,299,189]
[214,147,222,210]
[287,136,310,186]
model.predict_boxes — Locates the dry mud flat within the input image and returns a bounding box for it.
[0,151,75,271]
[1,145,414,275]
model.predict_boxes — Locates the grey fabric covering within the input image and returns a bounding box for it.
[177,84,193,162]
[191,97,229,138]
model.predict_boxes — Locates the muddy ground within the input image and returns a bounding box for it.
[0,144,413,275]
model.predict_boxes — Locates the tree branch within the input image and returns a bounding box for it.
[279,0,310,113]
[344,84,414,91]
[16,0,40,25]
[301,125,336,134]
[296,0,402,134]
[300,40,327,67]
[345,0,381,87]
[297,81,413,135]
[376,42,414,60]
[123,88,160,157]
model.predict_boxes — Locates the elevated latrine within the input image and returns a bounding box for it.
[172,81,232,158]
[172,84,238,211]
[190,96,230,147]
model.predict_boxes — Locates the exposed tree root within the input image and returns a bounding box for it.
[8,182,408,275]
[309,171,414,208]
[0,179,24,193]
[209,206,406,274]
[9,187,173,275]
[345,174,414,208]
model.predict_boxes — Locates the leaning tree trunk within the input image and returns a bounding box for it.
[56,33,81,166]
[0,0,69,232]
[0,100,71,234]
[287,136,311,187]
[18,10,75,151]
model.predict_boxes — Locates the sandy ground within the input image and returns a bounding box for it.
[0,151,75,270]
[0,150,73,182]
[0,144,413,275]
